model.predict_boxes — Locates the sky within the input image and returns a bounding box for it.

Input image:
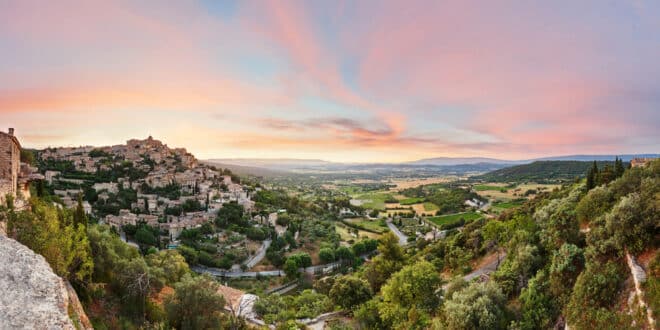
[1,0,659,162]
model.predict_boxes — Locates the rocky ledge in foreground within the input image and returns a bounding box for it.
[0,235,74,329]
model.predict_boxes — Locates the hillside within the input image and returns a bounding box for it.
[475,160,615,183]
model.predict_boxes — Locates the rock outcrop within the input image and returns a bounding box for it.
[0,235,74,329]
[626,252,656,328]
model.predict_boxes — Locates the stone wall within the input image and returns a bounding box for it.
[0,130,20,206]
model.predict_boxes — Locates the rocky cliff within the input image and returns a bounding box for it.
[0,235,74,329]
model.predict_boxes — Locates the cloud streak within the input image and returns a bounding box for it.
[0,0,658,162]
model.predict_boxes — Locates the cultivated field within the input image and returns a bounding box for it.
[474,182,560,200]
[427,212,483,227]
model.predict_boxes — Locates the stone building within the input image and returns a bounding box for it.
[0,128,43,208]
[631,158,655,168]
[0,128,21,206]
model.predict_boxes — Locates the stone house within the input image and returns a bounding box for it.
[0,128,43,208]
[0,128,21,205]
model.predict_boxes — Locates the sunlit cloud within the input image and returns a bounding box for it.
[0,0,658,162]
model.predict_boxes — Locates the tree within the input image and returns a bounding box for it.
[329,276,372,309]
[288,252,312,268]
[598,164,615,185]
[177,245,199,266]
[116,258,152,319]
[9,198,93,284]
[518,270,557,330]
[605,192,654,255]
[335,246,355,264]
[319,247,335,264]
[378,232,405,262]
[165,274,226,330]
[215,202,245,228]
[20,148,35,165]
[135,226,158,246]
[549,243,584,305]
[492,244,541,297]
[586,161,598,190]
[73,194,87,228]
[284,258,300,279]
[575,185,613,224]
[88,224,139,282]
[535,187,581,251]
[443,281,507,330]
[363,233,406,292]
[355,298,387,329]
[566,261,625,328]
[145,250,190,286]
[379,261,441,327]
[614,156,625,178]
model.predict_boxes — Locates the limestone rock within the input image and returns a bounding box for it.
[0,235,74,329]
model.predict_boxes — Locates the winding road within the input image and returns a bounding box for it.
[463,252,507,282]
[243,239,271,269]
[386,220,409,245]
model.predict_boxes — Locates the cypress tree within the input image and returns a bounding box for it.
[614,157,625,178]
[73,193,87,228]
[586,161,598,190]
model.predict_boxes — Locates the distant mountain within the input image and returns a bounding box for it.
[406,157,523,166]
[409,154,658,166]
[533,154,659,162]
[204,154,657,178]
[202,160,289,177]
[474,160,616,183]
[207,158,336,170]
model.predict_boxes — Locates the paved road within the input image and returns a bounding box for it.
[463,252,506,282]
[386,220,409,245]
[193,252,375,278]
[244,239,271,269]
[193,265,284,278]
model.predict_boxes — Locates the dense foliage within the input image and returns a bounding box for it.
[476,160,617,183]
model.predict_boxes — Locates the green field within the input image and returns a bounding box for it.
[423,202,439,211]
[399,197,425,205]
[473,184,504,191]
[345,218,389,233]
[492,200,525,209]
[427,212,483,227]
[354,192,396,210]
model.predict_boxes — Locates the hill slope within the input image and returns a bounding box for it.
[474,160,615,182]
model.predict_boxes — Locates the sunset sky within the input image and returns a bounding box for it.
[1,0,659,162]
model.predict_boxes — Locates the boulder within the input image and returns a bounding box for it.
[0,235,74,329]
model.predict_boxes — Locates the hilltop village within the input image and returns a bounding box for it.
[37,136,263,245]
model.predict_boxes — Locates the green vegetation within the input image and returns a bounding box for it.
[401,183,482,215]
[473,184,504,191]
[354,192,397,210]
[476,160,617,183]
[492,199,525,209]
[254,290,334,324]
[342,218,388,234]
[399,197,425,205]
[7,146,658,330]
[423,202,439,211]
[427,212,483,229]
[6,198,93,283]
